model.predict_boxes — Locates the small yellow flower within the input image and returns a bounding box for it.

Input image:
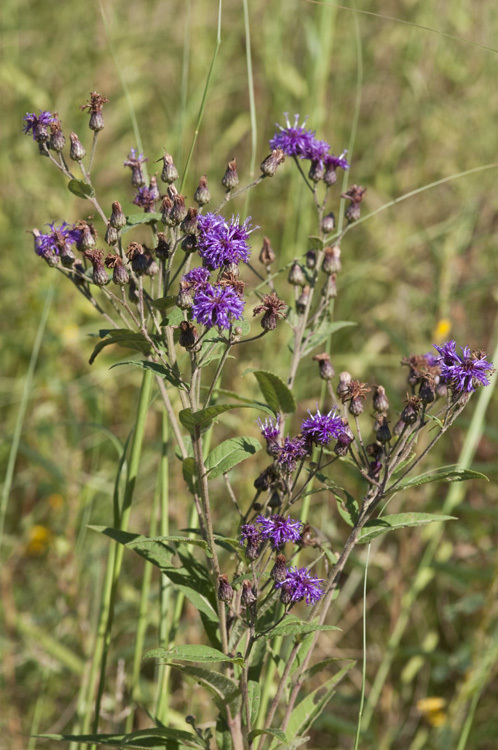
[25,525,53,556]
[48,493,64,510]
[433,318,451,344]
[416,696,447,727]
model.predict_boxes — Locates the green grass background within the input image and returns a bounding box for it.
[1,0,498,748]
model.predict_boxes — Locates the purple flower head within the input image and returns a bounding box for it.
[276,436,308,472]
[123,148,148,167]
[182,267,211,291]
[240,524,261,546]
[433,341,494,393]
[36,221,81,257]
[255,514,303,548]
[22,110,55,140]
[133,186,157,212]
[197,213,253,269]
[324,151,350,171]
[275,566,324,605]
[269,114,317,159]
[424,351,440,368]
[257,415,281,442]
[301,407,345,446]
[307,138,331,165]
[192,282,245,329]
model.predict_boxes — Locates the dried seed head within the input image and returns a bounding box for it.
[401,395,422,425]
[194,175,211,206]
[260,148,285,177]
[49,117,65,152]
[155,232,170,259]
[170,193,187,225]
[313,352,335,381]
[160,196,174,226]
[218,574,234,603]
[159,151,179,184]
[75,220,97,252]
[180,207,199,236]
[259,236,276,266]
[253,292,287,331]
[241,580,257,606]
[419,378,436,404]
[80,91,109,132]
[222,158,239,190]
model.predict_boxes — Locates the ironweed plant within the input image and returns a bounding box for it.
[24,97,494,750]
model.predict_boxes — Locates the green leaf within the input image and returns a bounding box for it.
[215,716,231,750]
[110,359,185,389]
[251,369,296,413]
[387,466,488,494]
[248,728,287,743]
[247,681,261,727]
[145,645,244,665]
[37,728,203,749]
[179,402,273,434]
[182,457,198,494]
[308,235,325,251]
[88,329,151,365]
[205,436,261,479]
[170,664,240,705]
[126,212,163,226]
[151,295,177,312]
[67,178,95,199]
[161,307,185,327]
[358,512,456,544]
[285,663,354,740]
[302,657,354,681]
[301,320,357,357]
[332,488,360,527]
[257,616,340,640]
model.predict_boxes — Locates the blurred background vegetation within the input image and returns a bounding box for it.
[1,0,497,748]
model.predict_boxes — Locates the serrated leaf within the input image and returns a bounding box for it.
[88,330,151,365]
[285,663,354,739]
[109,359,185,389]
[387,467,488,494]
[126,212,163,226]
[257,616,340,640]
[248,728,287,743]
[251,369,296,413]
[301,320,357,357]
[358,512,456,544]
[67,178,95,199]
[205,436,261,479]
[145,645,244,665]
[179,402,273,434]
[37,728,203,749]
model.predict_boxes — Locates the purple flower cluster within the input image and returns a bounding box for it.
[191,282,244,330]
[301,408,345,446]
[269,113,350,173]
[182,267,211,291]
[197,213,253,269]
[241,514,303,550]
[258,415,281,441]
[276,436,308,472]
[35,222,81,257]
[276,566,324,605]
[22,110,55,141]
[133,186,157,212]
[434,341,494,393]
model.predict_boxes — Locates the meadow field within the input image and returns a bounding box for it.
[1,1,498,748]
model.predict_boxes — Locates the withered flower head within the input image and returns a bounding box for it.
[219,270,247,298]
[260,149,285,177]
[126,241,144,260]
[253,292,287,331]
[312,352,335,381]
[259,236,276,266]
[341,184,367,204]
[80,91,109,114]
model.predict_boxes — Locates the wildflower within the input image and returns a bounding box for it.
[269,114,317,159]
[123,148,148,188]
[49,115,65,152]
[323,151,350,185]
[260,149,285,177]
[22,110,55,142]
[69,132,86,161]
[257,415,281,442]
[312,353,335,381]
[158,151,179,184]
[253,292,287,331]
[194,175,211,206]
[342,184,367,223]
[109,201,127,230]
[276,436,309,472]
[182,267,211,291]
[197,213,253,269]
[259,237,276,266]
[222,158,239,190]
[433,341,494,393]
[192,283,244,330]
[133,186,157,212]
[241,580,257,606]
[275,566,324,605]
[105,254,129,286]
[36,221,81,257]
[301,408,345,446]
[255,514,303,548]
[80,91,109,132]
[270,554,288,583]
[218,575,234,603]
[240,523,262,560]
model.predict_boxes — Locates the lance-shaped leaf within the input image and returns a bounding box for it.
[179,402,273,433]
[257,615,340,640]
[250,369,296,413]
[205,436,261,479]
[386,466,488,494]
[125,212,163,226]
[88,329,152,365]
[300,320,357,357]
[145,644,244,665]
[358,512,456,544]
[67,178,95,199]
[110,359,185,389]
[248,729,287,743]
[38,728,204,749]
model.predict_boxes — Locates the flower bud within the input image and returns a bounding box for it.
[177,283,194,310]
[180,207,199,235]
[254,467,273,492]
[372,385,390,413]
[321,212,335,234]
[308,159,324,183]
[345,202,361,223]
[161,196,174,226]
[313,352,335,381]
[337,371,352,398]
[60,246,76,268]
[69,132,86,161]
[348,396,364,416]
[401,396,421,425]
[241,580,257,606]
[76,222,97,252]
[92,262,108,287]
[105,224,119,246]
[105,254,129,286]
[259,237,275,266]
[374,416,391,443]
[109,201,127,230]
[155,233,170,259]
[159,152,179,184]
[169,194,187,225]
[334,433,353,456]
[131,166,145,188]
[279,583,293,606]
[419,379,435,404]
[306,249,317,269]
[49,120,65,152]
[296,285,310,314]
[369,460,382,480]
[128,279,139,304]
[288,260,306,287]
[366,442,383,460]
[271,555,288,584]
[245,538,261,561]
[145,252,159,277]
[148,175,160,201]
[181,234,198,253]
[269,490,282,508]
[322,273,337,299]
[222,158,239,190]
[260,149,285,177]
[194,175,211,206]
[218,574,234,603]
[322,245,341,275]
